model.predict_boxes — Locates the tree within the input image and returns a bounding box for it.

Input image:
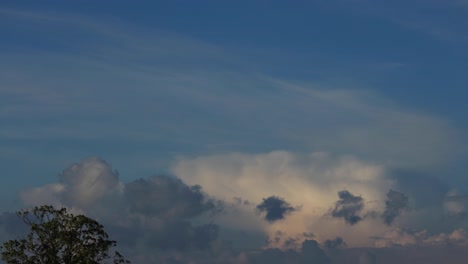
[0,205,130,264]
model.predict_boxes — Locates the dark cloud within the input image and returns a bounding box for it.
[331,190,364,225]
[105,224,142,249]
[9,158,227,261]
[382,189,409,225]
[256,196,297,223]
[148,221,219,250]
[265,231,322,251]
[389,169,448,209]
[250,248,299,264]
[233,197,250,206]
[323,237,346,249]
[300,239,331,264]
[115,175,223,252]
[249,239,330,264]
[358,251,377,264]
[283,237,300,249]
[348,246,468,264]
[124,175,219,220]
[268,230,285,245]
[124,245,244,264]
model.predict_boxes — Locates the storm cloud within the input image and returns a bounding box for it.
[382,190,409,225]
[147,221,219,250]
[124,175,218,220]
[256,196,297,223]
[323,237,347,249]
[5,156,468,263]
[331,190,365,225]
[14,157,224,257]
[249,239,330,264]
[300,239,331,264]
[358,251,377,264]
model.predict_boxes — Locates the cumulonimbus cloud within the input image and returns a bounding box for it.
[17,157,223,256]
[7,156,468,263]
[323,237,346,249]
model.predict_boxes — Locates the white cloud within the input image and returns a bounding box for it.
[171,150,468,248]
[59,157,122,208]
[172,151,396,247]
[20,157,123,211]
[11,155,468,264]
[20,183,65,208]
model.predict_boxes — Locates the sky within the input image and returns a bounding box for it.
[1,1,468,263]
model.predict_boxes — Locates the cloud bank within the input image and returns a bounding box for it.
[169,150,468,262]
[14,158,225,262]
[1,155,468,263]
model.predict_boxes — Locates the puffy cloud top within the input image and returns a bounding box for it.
[21,157,122,210]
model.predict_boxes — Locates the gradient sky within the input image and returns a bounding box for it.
[1,1,468,263]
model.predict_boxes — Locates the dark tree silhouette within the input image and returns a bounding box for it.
[0,205,130,264]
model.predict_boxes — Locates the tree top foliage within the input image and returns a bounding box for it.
[0,205,130,264]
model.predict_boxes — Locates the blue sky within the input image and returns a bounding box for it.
[1,1,468,263]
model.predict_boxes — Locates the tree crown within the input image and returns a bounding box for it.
[0,205,130,264]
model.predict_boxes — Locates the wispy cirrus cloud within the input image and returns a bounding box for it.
[0,8,463,189]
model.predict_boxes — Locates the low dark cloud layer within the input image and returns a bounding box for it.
[125,175,218,220]
[265,230,318,250]
[390,170,448,209]
[382,190,409,225]
[112,175,222,252]
[331,190,364,225]
[256,196,297,223]
[323,237,346,249]
[358,251,377,264]
[300,239,331,264]
[147,221,219,250]
[250,239,330,264]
